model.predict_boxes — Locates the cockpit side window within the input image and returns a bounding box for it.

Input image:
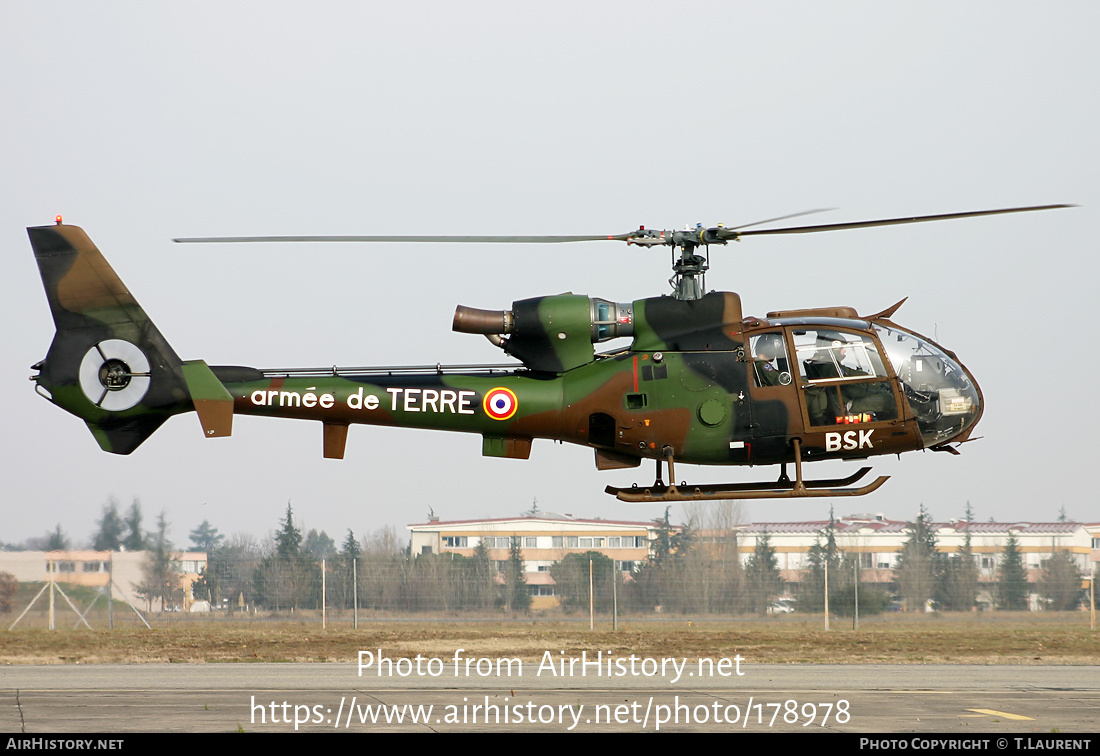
[792,330,887,382]
[749,332,792,387]
[791,329,897,427]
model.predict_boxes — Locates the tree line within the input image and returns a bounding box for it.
[188,503,535,613]
[887,505,1085,612]
[2,499,1089,615]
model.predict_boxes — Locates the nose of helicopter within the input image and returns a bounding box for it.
[875,325,983,448]
[950,360,983,443]
[913,347,983,448]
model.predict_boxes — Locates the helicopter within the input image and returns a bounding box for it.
[28,204,1071,502]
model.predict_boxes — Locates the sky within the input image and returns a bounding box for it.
[2,2,1097,549]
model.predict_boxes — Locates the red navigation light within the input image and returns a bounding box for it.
[55,215,63,225]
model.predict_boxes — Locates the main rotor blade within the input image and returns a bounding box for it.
[174,204,1073,246]
[173,234,632,244]
[728,204,1074,238]
[725,208,836,231]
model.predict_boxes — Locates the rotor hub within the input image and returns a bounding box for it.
[98,359,133,390]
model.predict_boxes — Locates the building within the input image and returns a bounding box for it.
[0,550,208,612]
[735,515,1098,609]
[408,511,1097,612]
[407,512,663,609]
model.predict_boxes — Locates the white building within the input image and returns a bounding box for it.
[408,511,1097,611]
[407,512,662,609]
[734,515,1098,608]
[0,550,208,612]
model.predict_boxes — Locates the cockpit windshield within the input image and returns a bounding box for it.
[873,324,981,447]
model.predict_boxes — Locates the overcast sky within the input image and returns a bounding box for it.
[2,2,1096,548]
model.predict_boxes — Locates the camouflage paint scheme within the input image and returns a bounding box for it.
[29,224,983,488]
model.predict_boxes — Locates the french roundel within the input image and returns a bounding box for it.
[483,387,518,421]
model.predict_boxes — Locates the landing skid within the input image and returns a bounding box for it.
[605,439,889,502]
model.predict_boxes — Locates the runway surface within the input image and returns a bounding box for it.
[2,663,1097,733]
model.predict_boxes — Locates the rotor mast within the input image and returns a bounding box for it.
[623,224,731,300]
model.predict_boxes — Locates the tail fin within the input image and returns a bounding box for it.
[29,222,191,453]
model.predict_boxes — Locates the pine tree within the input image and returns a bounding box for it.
[937,505,979,611]
[894,505,941,612]
[551,551,615,613]
[1040,550,1082,611]
[340,529,361,561]
[797,512,843,613]
[744,530,783,615]
[135,511,182,611]
[45,524,69,551]
[205,533,263,611]
[504,538,531,613]
[332,529,362,609]
[467,536,496,611]
[123,499,147,552]
[190,567,214,606]
[829,552,891,617]
[630,507,693,612]
[189,520,224,552]
[304,529,337,560]
[996,533,1029,610]
[255,503,321,610]
[649,507,690,567]
[92,499,124,551]
[275,503,303,557]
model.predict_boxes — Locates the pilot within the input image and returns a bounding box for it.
[803,333,855,380]
[752,333,787,387]
[804,333,865,423]
[843,377,890,418]
[805,332,890,421]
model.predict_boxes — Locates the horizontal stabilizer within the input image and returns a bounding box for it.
[181,360,234,438]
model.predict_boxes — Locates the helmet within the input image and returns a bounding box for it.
[756,333,784,360]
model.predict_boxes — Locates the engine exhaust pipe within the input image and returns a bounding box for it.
[453,305,514,335]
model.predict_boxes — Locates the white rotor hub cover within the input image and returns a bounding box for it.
[78,339,152,411]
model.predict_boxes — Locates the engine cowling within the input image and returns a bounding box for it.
[453,295,633,372]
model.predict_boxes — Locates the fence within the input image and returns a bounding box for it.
[5,551,1093,629]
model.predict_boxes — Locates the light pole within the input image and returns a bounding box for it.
[853,558,859,631]
[1090,561,1096,632]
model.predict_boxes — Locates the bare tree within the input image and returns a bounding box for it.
[0,572,17,613]
[681,501,744,613]
[134,512,182,611]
